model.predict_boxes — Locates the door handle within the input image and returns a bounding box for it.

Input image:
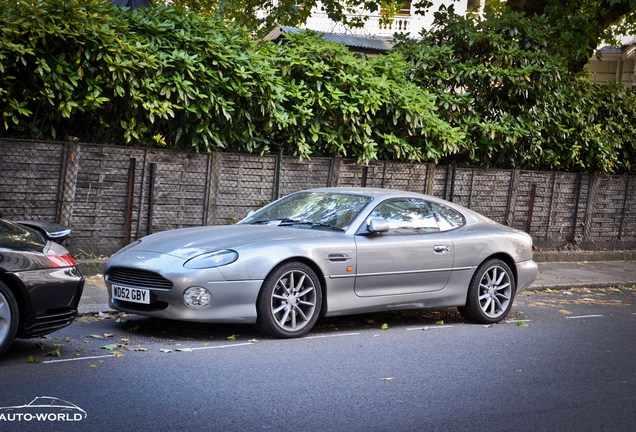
[433,245,450,253]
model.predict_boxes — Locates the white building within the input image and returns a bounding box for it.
[587,36,636,87]
[278,1,636,87]
[301,1,481,38]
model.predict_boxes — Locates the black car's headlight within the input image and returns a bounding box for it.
[183,250,238,269]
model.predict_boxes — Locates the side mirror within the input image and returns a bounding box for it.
[368,218,390,234]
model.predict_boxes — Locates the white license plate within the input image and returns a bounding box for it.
[112,285,150,304]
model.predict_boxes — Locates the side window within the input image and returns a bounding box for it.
[369,199,440,234]
[428,202,465,231]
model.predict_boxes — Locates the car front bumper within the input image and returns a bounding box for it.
[107,279,262,323]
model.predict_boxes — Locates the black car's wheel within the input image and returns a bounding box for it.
[458,259,516,324]
[256,262,322,338]
[0,281,19,357]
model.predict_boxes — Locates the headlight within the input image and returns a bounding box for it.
[183,250,238,269]
[183,287,211,309]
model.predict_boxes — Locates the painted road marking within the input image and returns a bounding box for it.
[406,325,454,331]
[566,315,604,319]
[43,354,115,364]
[305,332,360,339]
[187,342,254,351]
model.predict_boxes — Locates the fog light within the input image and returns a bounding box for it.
[183,287,211,309]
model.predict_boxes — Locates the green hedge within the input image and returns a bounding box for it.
[1,0,634,173]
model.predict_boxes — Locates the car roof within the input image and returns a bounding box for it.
[303,187,428,200]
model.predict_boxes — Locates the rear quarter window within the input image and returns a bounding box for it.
[429,202,465,231]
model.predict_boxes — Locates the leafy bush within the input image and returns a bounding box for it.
[0,0,286,153]
[396,8,636,173]
[1,1,634,172]
[262,32,463,163]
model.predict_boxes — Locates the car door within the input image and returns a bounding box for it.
[353,198,453,297]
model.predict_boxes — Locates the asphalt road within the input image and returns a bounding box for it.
[0,287,634,432]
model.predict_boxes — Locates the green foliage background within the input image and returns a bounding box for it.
[1,0,634,173]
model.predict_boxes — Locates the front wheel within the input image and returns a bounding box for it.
[458,259,516,324]
[0,282,19,358]
[256,262,322,338]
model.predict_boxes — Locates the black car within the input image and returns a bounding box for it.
[0,218,84,357]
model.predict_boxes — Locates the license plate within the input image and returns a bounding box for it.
[112,285,150,304]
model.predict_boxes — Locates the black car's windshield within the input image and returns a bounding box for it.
[241,192,373,231]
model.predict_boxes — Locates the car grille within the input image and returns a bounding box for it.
[106,267,173,290]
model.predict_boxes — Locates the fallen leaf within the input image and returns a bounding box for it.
[27,356,39,364]
[102,344,122,351]
[381,323,389,330]
[248,339,258,343]
[517,321,529,327]
[89,334,105,340]
[559,310,572,315]
[46,344,63,357]
[226,335,238,341]
[435,320,444,325]
[134,347,148,352]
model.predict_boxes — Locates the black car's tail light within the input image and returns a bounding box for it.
[43,241,77,268]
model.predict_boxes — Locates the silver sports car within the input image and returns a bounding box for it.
[104,187,538,338]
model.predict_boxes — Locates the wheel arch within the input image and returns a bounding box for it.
[0,273,27,333]
[476,253,518,287]
[262,257,329,317]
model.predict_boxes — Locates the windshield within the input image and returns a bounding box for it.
[241,192,373,231]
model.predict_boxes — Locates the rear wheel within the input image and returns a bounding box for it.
[256,262,322,338]
[0,281,19,358]
[458,259,515,324]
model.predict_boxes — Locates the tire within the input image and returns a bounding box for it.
[458,259,516,324]
[0,281,19,358]
[256,262,322,338]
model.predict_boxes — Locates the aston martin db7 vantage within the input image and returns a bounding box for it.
[104,187,538,338]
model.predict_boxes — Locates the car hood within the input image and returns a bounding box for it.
[124,225,341,260]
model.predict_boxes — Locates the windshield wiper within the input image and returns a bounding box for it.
[250,218,299,225]
[249,219,343,231]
